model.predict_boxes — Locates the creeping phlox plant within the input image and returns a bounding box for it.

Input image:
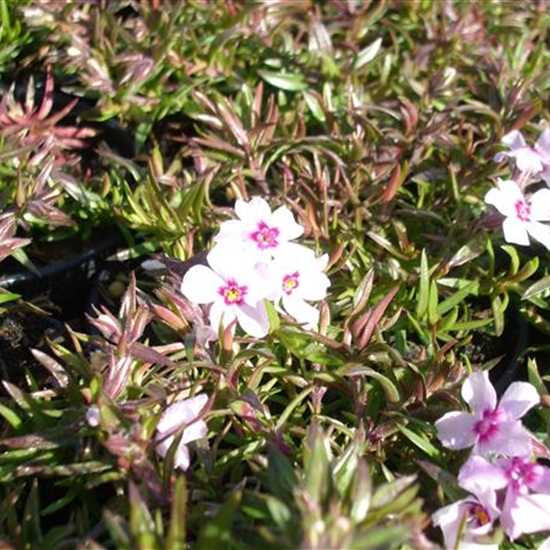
[487,128,550,249]
[181,197,331,338]
[433,371,550,548]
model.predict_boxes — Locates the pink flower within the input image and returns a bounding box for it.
[485,179,550,249]
[432,488,500,550]
[459,455,550,540]
[261,248,330,330]
[435,371,539,456]
[155,393,208,471]
[215,197,305,260]
[495,129,550,182]
[181,245,270,338]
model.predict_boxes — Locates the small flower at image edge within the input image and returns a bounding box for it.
[215,196,304,259]
[432,487,499,550]
[181,245,270,338]
[459,454,550,540]
[485,179,550,249]
[435,370,539,456]
[155,393,208,471]
[495,128,550,182]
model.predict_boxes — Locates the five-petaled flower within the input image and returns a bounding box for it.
[484,178,550,250]
[155,393,208,471]
[435,370,539,457]
[265,249,330,330]
[459,454,550,540]
[215,196,305,260]
[432,487,500,550]
[181,245,270,338]
[495,128,550,183]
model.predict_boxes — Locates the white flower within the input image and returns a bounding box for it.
[181,245,270,338]
[495,128,550,183]
[155,393,208,471]
[266,249,330,330]
[215,197,304,260]
[432,488,500,550]
[484,178,550,249]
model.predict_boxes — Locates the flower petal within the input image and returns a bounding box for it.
[484,179,523,217]
[536,128,550,157]
[502,493,550,540]
[528,463,550,494]
[272,205,304,241]
[235,196,271,222]
[501,130,526,151]
[208,300,236,335]
[156,394,208,436]
[282,294,320,329]
[526,221,550,250]
[181,265,224,304]
[181,419,208,444]
[476,420,532,457]
[515,148,544,174]
[502,217,530,246]
[235,302,270,337]
[173,442,191,471]
[435,411,477,450]
[458,455,508,494]
[530,189,550,221]
[499,381,539,420]
[461,371,496,415]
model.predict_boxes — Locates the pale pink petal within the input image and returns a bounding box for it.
[485,180,522,218]
[461,371,496,415]
[433,497,498,550]
[235,196,271,222]
[235,302,270,337]
[476,420,532,457]
[299,268,331,301]
[181,419,208,444]
[536,128,550,157]
[181,265,224,304]
[155,434,175,458]
[173,442,191,471]
[271,205,304,240]
[215,219,248,242]
[282,294,320,329]
[499,381,539,419]
[538,535,550,550]
[502,493,550,540]
[526,221,550,250]
[515,148,544,173]
[156,394,208,436]
[529,464,550,493]
[432,500,467,550]
[530,189,550,221]
[435,411,477,450]
[501,130,526,151]
[502,217,531,246]
[459,456,508,494]
[209,300,237,333]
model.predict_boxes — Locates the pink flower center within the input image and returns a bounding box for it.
[473,408,503,443]
[467,503,490,527]
[515,199,531,222]
[218,279,247,305]
[250,221,279,250]
[505,457,540,493]
[282,272,300,295]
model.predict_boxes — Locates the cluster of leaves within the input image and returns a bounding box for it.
[2,1,550,549]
